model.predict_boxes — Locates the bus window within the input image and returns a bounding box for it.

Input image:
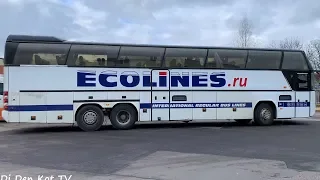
[14,43,70,65]
[0,83,3,95]
[66,45,119,67]
[246,50,281,69]
[208,49,247,69]
[164,48,206,68]
[117,46,164,68]
[0,76,3,96]
[282,52,309,70]
[205,57,218,68]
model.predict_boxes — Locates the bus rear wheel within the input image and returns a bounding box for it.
[254,103,274,126]
[110,104,137,130]
[76,105,104,131]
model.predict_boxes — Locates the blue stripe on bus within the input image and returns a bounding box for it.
[7,105,73,112]
[5,101,310,112]
[140,102,253,109]
[278,102,310,107]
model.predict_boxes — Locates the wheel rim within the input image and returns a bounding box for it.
[260,108,272,122]
[116,110,131,125]
[82,110,98,125]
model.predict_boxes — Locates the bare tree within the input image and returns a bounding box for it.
[235,16,254,47]
[311,40,320,60]
[305,45,315,71]
[305,40,320,70]
[268,40,279,49]
[279,37,303,50]
[268,37,303,50]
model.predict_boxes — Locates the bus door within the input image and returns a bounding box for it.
[151,70,170,121]
[169,70,193,121]
[294,72,310,117]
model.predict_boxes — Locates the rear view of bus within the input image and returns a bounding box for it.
[1,34,317,131]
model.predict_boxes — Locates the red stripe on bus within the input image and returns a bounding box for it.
[159,72,167,76]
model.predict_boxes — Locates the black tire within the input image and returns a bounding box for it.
[254,103,274,126]
[110,104,137,130]
[235,119,252,125]
[76,105,104,131]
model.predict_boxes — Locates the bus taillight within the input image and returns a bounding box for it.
[3,91,8,110]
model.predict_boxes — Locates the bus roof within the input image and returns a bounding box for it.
[6,34,305,53]
[6,35,64,43]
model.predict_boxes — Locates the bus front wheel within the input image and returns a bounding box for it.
[254,103,274,126]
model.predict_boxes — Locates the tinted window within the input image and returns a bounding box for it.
[4,42,18,65]
[206,50,223,68]
[117,46,164,67]
[205,57,218,68]
[164,48,206,68]
[14,43,70,65]
[0,83,3,95]
[208,49,247,69]
[66,45,119,66]
[282,52,309,70]
[246,50,281,69]
[297,73,308,90]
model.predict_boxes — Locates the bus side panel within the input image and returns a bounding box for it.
[217,92,253,120]
[277,91,295,118]
[107,91,140,120]
[46,92,74,124]
[108,91,140,101]
[0,74,4,120]
[74,92,107,101]
[310,91,316,117]
[19,92,47,123]
[139,91,151,121]
[2,67,8,122]
[192,91,217,120]
[170,91,193,121]
[216,91,295,120]
[73,91,143,121]
[6,67,20,123]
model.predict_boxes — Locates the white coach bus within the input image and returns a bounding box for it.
[1,35,316,131]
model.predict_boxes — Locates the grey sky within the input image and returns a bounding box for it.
[0,0,319,56]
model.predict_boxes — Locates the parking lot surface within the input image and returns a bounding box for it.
[0,118,320,179]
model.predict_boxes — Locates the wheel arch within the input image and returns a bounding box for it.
[254,100,277,119]
[111,103,138,121]
[75,103,103,121]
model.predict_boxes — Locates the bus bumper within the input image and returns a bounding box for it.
[2,110,8,122]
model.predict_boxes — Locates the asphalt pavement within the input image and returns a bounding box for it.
[0,116,320,179]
